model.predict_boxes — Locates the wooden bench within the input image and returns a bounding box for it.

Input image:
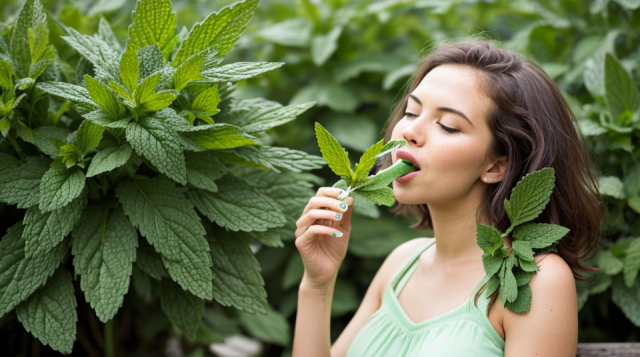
[577,343,640,356]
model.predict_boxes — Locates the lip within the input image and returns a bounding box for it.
[395,150,421,169]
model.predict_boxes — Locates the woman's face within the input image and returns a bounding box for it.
[390,64,497,205]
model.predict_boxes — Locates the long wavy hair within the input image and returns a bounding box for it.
[379,40,605,279]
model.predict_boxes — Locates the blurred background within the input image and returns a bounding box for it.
[1,0,639,356]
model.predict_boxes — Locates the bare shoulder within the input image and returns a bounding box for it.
[378,237,434,289]
[531,252,575,290]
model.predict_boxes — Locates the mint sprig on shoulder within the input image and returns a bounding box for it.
[314,122,416,206]
[477,167,570,314]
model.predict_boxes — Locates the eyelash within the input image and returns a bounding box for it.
[403,112,460,134]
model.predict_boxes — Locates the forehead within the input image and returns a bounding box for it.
[409,64,493,124]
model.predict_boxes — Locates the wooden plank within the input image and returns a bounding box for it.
[577,343,640,357]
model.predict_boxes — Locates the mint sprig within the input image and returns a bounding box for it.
[314,122,415,206]
[477,168,570,313]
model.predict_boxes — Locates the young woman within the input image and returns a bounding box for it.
[292,40,603,357]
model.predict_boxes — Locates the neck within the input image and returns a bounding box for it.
[427,182,488,265]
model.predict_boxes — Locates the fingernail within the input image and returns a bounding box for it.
[335,213,343,220]
[333,231,343,238]
[339,203,347,210]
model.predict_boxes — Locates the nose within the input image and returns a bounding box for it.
[402,120,424,147]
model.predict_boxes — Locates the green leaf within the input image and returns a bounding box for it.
[137,45,164,80]
[35,82,97,113]
[237,306,290,346]
[16,268,77,355]
[513,268,535,287]
[132,72,161,105]
[207,232,268,314]
[242,102,314,133]
[172,0,259,66]
[97,17,121,51]
[33,126,70,157]
[598,176,625,199]
[136,239,169,280]
[353,139,384,181]
[127,0,176,60]
[215,146,325,174]
[160,279,203,340]
[0,52,15,89]
[72,205,137,322]
[173,51,206,91]
[358,159,416,192]
[116,177,212,300]
[201,62,284,82]
[314,122,353,182]
[498,256,518,304]
[604,53,640,124]
[0,156,50,209]
[311,26,342,66]
[352,187,395,206]
[131,266,151,300]
[512,240,535,261]
[596,249,624,275]
[482,253,503,277]
[185,152,227,192]
[624,239,640,287]
[0,222,68,316]
[505,284,532,313]
[255,18,312,47]
[503,168,555,235]
[38,165,86,212]
[62,27,119,83]
[85,75,124,119]
[23,192,85,258]
[186,176,286,232]
[0,153,23,171]
[180,123,259,150]
[485,274,500,297]
[624,164,640,198]
[120,47,139,93]
[476,224,504,255]
[84,109,132,128]
[86,144,133,177]
[512,223,570,249]
[10,0,46,78]
[611,281,640,327]
[519,258,538,272]
[76,120,105,154]
[191,85,220,118]
[126,116,187,184]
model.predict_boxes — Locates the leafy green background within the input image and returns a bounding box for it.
[1,0,640,356]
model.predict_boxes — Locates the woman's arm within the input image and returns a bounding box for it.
[503,253,578,357]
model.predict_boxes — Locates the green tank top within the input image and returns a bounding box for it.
[346,239,505,356]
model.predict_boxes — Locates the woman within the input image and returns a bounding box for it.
[292,40,603,356]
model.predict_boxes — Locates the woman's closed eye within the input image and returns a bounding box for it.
[438,122,460,134]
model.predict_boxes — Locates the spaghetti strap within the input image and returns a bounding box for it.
[391,239,435,297]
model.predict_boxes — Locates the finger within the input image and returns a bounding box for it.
[295,224,345,249]
[302,195,350,216]
[339,196,356,228]
[296,208,345,235]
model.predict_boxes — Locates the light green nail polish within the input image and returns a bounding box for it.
[333,231,343,238]
[339,203,347,210]
[335,213,343,220]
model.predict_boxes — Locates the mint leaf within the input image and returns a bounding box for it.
[358,159,415,191]
[38,165,86,212]
[62,27,119,83]
[596,249,624,275]
[126,116,187,184]
[136,239,169,280]
[476,224,503,256]
[0,156,50,209]
[352,139,384,181]
[84,109,132,128]
[314,122,353,182]
[604,53,640,123]
[512,222,570,249]
[33,126,70,158]
[519,258,538,272]
[116,177,213,300]
[503,167,555,235]
[237,306,290,346]
[207,232,268,314]
[514,268,535,286]
[0,153,23,171]
[0,222,68,316]
[191,85,221,119]
[86,144,133,177]
[75,120,105,154]
[72,204,137,322]
[353,187,395,206]
[23,192,85,258]
[485,274,500,297]
[131,266,151,300]
[201,62,284,82]
[611,280,640,326]
[128,0,176,60]
[16,268,77,355]
[172,0,259,66]
[120,48,139,93]
[35,82,97,113]
[505,284,532,314]
[215,146,325,173]
[173,50,206,91]
[624,239,640,287]
[160,279,203,340]
[498,255,518,303]
[242,102,314,133]
[85,75,124,119]
[10,0,46,78]
[180,123,259,150]
[186,175,286,232]
[512,240,534,261]
[137,45,164,80]
[185,152,227,192]
[97,17,121,51]
[482,253,503,277]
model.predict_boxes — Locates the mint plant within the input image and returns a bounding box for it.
[314,122,416,206]
[477,168,570,313]
[0,0,326,354]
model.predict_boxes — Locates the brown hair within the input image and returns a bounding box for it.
[379,40,605,279]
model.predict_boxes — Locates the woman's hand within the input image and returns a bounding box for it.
[295,187,355,290]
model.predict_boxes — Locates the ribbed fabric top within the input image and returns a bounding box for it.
[346,239,505,356]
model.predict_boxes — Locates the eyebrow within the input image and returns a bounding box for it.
[408,94,474,128]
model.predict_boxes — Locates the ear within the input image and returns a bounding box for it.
[481,155,507,184]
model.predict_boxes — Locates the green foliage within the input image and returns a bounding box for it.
[0,0,324,354]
